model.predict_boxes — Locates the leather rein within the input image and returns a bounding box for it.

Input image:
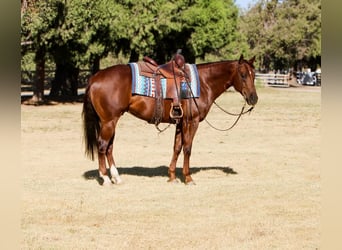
[204,100,254,132]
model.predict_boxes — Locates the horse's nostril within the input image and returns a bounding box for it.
[248,93,258,106]
[253,94,258,104]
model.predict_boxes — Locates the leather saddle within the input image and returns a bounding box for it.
[138,52,189,123]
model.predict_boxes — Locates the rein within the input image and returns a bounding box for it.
[155,123,171,133]
[213,100,254,116]
[154,66,254,133]
[204,101,253,132]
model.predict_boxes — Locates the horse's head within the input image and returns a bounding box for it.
[233,55,258,106]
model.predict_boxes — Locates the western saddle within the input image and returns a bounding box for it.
[139,50,189,124]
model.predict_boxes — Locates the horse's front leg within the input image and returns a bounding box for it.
[168,123,183,183]
[182,120,199,185]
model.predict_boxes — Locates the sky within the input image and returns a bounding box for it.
[235,0,256,10]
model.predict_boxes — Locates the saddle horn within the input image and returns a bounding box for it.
[173,49,185,69]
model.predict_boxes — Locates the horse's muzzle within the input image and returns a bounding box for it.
[246,92,258,106]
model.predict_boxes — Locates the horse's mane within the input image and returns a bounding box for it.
[195,60,237,69]
[196,58,255,69]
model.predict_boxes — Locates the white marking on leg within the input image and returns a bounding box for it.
[110,165,122,184]
[99,171,112,186]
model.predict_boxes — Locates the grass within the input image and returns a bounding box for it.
[21,86,321,249]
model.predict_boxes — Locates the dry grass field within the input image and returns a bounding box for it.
[21,86,320,249]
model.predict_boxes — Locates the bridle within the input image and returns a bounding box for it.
[204,62,255,131]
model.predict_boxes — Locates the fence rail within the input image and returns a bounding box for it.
[21,69,92,92]
[255,73,290,87]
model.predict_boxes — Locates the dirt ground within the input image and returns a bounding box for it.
[21,86,320,249]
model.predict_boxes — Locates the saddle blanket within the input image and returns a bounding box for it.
[129,63,200,99]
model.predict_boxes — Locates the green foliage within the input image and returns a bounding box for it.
[21,0,125,67]
[240,0,321,70]
[21,0,241,68]
[21,0,321,79]
[180,0,239,58]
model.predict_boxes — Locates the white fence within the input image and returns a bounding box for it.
[255,73,290,87]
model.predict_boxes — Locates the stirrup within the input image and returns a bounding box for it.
[170,103,183,120]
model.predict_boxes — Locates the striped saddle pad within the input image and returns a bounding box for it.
[129,63,200,99]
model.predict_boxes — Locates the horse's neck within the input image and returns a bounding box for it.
[199,61,236,104]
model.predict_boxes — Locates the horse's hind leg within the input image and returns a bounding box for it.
[106,136,122,184]
[98,120,121,186]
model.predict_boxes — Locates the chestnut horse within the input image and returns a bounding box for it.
[82,55,258,185]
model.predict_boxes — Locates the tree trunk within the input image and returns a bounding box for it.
[129,50,139,62]
[91,55,100,75]
[50,62,79,98]
[49,62,67,97]
[31,46,45,104]
[68,67,79,97]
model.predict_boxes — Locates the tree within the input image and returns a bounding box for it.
[21,0,125,100]
[21,0,52,102]
[239,0,321,71]
[112,0,240,63]
[179,0,239,60]
[21,0,242,102]
[46,0,125,97]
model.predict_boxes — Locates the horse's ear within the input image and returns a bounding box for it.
[239,54,244,64]
[248,56,256,66]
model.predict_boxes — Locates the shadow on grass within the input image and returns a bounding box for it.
[83,165,237,185]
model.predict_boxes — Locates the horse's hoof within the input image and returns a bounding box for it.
[99,175,113,186]
[102,181,113,187]
[185,181,196,186]
[112,177,123,185]
[167,178,179,184]
[116,179,123,185]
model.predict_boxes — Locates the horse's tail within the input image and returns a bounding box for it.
[82,85,100,160]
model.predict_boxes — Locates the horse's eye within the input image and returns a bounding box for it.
[241,73,247,79]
